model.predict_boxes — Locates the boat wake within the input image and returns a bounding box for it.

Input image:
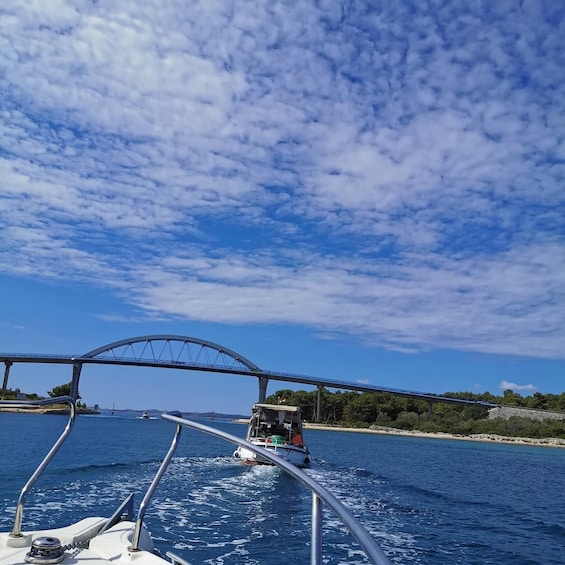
[1,452,418,563]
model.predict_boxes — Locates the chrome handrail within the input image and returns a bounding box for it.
[0,400,390,563]
[0,396,77,537]
[161,413,391,565]
[130,412,183,551]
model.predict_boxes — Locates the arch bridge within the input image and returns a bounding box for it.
[1,334,497,420]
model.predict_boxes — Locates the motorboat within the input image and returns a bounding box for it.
[141,412,150,419]
[0,395,390,564]
[233,403,311,467]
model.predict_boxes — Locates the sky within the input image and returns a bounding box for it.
[1,0,564,415]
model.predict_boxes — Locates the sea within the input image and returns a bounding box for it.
[1,411,564,564]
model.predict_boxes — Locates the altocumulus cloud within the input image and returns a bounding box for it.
[0,0,564,358]
[499,381,538,393]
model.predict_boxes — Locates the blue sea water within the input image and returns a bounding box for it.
[1,412,564,564]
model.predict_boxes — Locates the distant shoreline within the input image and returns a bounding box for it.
[233,419,565,449]
[303,423,565,448]
[0,407,100,415]
[5,410,563,448]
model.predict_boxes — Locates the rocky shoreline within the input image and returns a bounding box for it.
[302,423,565,448]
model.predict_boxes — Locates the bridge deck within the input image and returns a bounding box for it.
[1,348,497,409]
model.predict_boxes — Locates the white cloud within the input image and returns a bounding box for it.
[499,381,538,393]
[1,1,564,360]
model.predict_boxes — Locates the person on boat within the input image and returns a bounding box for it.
[291,429,303,446]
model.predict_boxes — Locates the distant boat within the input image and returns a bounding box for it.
[141,412,149,419]
[234,403,310,467]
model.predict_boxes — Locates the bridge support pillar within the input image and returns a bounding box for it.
[316,385,323,423]
[258,376,269,403]
[71,363,82,401]
[1,361,12,397]
[427,401,434,420]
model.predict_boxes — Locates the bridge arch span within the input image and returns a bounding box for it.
[2,335,497,418]
[82,335,262,373]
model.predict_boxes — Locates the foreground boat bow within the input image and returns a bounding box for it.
[0,396,391,565]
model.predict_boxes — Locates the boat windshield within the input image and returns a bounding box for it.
[248,405,303,441]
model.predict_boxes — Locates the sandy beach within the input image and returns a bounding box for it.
[233,417,565,448]
[5,410,563,448]
[302,423,565,448]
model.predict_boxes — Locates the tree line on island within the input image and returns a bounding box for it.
[1,382,88,410]
[4,381,564,439]
[265,388,565,439]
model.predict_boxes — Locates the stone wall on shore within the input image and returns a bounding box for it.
[488,406,565,421]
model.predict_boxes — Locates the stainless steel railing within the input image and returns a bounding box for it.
[159,413,391,565]
[0,399,391,564]
[0,396,77,537]
[130,411,183,551]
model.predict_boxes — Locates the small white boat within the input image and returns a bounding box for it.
[140,412,150,419]
[234,403,311,467]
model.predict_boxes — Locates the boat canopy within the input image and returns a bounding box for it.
[253,403,300,413]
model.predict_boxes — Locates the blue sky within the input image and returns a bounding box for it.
[1,1,564,414]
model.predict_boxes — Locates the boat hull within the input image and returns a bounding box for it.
[234,441,310,467]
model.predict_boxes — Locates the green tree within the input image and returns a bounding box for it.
[343,393,379,424]
[527,392,548,410]
[260,386,564,438]
[502,389,523,406]
[47,382,72,398]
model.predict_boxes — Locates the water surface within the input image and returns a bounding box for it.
[1,412,563,563]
